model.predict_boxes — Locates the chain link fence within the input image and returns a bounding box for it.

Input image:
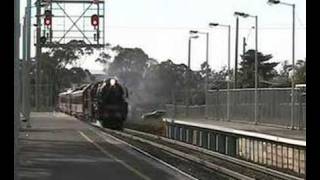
[166,90,205,118]
[166,88,306,129]
[29,83,56,112]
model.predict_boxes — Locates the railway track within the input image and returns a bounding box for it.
[88,120,303,180]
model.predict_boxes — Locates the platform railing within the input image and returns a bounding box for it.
[163,119,306,178]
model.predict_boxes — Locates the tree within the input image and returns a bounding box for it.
[108,46,150,89]
[200,61,211,78]
[209,66,228,90]
[238,49,279,88]
[144,60,187,94]
[142,59,205,105]
[48,40,94,69]
[95,52,112,74]
[29,40,97,108]
[269,60,291,87]
[41,41,95,89]
[293,59,306,84]
[271,58,306,87]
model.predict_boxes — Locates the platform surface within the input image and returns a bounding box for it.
[18,112,195,180]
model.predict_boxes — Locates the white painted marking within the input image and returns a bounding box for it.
[89,128,199,180]
[35,158,121,163]
[78,131,151,180]
[76,115,198,180]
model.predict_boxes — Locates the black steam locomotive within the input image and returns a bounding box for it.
[58,78,128,130]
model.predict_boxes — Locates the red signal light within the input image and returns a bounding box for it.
[44,16,52,26]
[91,14,99,27]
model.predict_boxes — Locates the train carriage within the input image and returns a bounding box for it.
[70,84,91,119]
[58,91,72,114]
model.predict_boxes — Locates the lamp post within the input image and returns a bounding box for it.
[234,16,239,89]
[267,0,296,129]
[209,23,231,121]
[234,11,259,125]
[25,0,32,127]
[186,34,199,117]
[190,30,209,119]
[14,0,20,178]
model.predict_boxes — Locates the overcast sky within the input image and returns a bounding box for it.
[20,0,306,73]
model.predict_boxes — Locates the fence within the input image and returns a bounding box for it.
[28,83,56,112]
[166,88,306,129]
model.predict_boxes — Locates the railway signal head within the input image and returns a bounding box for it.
[91,14,99,28]
[44,16,52,26]
[44,10,52,26]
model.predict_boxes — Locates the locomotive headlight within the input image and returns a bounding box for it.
[110,79,116,86]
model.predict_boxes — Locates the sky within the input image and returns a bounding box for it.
[19,0,306,73]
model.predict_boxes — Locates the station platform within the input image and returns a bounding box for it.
[18,112,194,180]
[163,118,306,177]
[164,118,306,142]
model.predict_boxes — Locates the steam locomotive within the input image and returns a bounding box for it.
[58,78,129,130]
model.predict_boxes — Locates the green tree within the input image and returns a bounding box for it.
[144,60,188,96]
[48,40,94,69]
[200,61,211,78]
[108,46,150,89]
[238,49,279,88]
[209,66,228,90]
[271,59,305,87]
[293,59,306,84]
[270,60,291,87]
[29,40,96,108]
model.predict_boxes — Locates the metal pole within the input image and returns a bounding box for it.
[36,0,42,111]
[14,0,20,178]
[22,14,27,119]
[64,3,66,44]
[290,4,295,129]
[298,89,302,130]
[97,1,100,44]
[205,33,209,119]
[50,2,53,43]
[227,25,231,121]
[254,16,258,125]
[83,3,85,42]
[103,0,106,46]
[243,37,246,55]
[186,38,191,117]
[188,37,191,69]
[26,0,32,127]
[234,17,239,89]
